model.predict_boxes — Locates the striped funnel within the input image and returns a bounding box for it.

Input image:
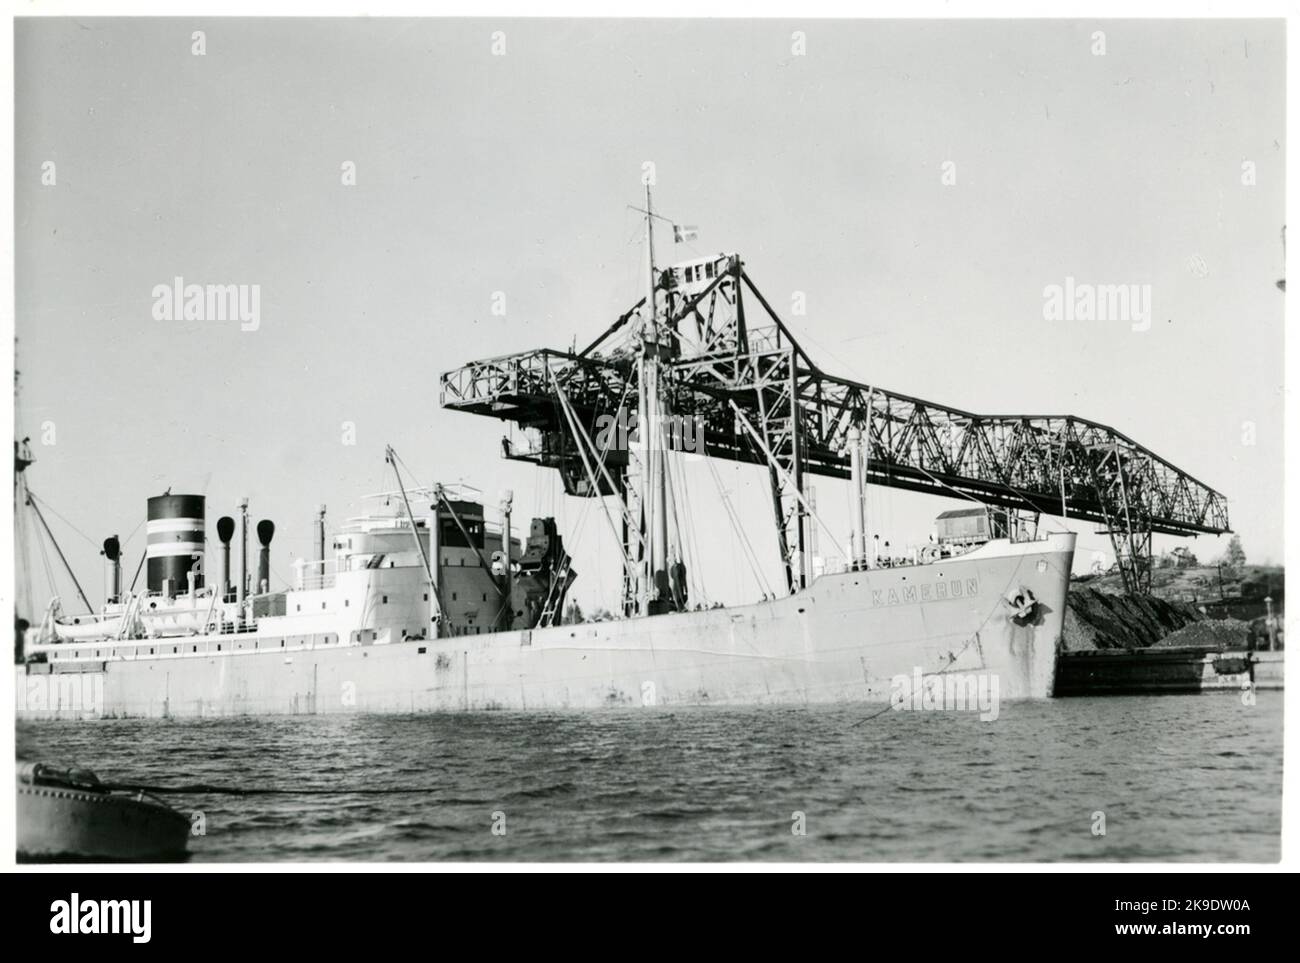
[146,494,205,594]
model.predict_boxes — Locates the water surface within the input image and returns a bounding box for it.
[17,694,1282,862]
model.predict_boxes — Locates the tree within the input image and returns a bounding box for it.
[1221,536,1246,577]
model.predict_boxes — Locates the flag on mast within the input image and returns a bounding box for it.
[672,224,698,244]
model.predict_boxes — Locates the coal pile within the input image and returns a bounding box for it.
[1062,587,1207,651]
[1153,619,1251,650]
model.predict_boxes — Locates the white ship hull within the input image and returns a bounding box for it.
[17,534,1075,719]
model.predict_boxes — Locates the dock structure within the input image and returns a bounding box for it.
[1056,647,1283,695]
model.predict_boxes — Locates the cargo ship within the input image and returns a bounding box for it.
[15,481,1076,718]
[14,191,1080,719]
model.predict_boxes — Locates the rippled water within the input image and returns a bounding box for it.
[17,694,1282,862]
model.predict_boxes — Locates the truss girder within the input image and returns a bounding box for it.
[439,260,1228,595]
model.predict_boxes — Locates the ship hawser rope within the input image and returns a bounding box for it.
[847,612,1000,730]
[94,782,446,796]
[847,517,1054,729]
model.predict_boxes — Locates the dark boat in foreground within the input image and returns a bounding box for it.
[17,762,190,862]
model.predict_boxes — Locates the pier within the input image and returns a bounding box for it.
[1056,647,1283,695]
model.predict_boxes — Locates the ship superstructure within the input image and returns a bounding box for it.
[31,474,576,649]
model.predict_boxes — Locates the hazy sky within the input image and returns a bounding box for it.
[14,18,1285,615]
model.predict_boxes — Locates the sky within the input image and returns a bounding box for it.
[13,17,1286,616]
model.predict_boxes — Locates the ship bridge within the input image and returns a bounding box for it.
[441,251,1229,596]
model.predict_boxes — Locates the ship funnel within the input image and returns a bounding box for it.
[101,535,121,604]
[256,519,275,593]
[146,494,205,596]
[216,515,235,599]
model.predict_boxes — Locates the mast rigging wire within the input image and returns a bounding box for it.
[703,455,773,599]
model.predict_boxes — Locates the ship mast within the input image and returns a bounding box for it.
[14,436,35,659]
[14,360,96,631]
[637,183,672,615]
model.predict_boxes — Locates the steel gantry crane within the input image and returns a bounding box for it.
[441,250,1229,599]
